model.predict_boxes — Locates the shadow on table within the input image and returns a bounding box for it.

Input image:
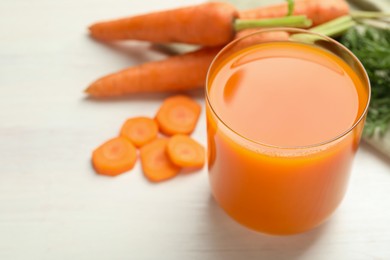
[82,87,205,103]
[88,36,197,62]
[361,142,390,167]
[201,195,330,260]
[88,37,157,63]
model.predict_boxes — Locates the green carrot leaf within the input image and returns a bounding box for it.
[340,25,390,136]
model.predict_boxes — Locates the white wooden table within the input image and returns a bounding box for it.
[1,0,390,259]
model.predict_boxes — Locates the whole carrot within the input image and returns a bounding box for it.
[85,47,221,98]
[90,3,236,46]
[85,31,289,98]
[89,2,311,46]
[239,0,349,26]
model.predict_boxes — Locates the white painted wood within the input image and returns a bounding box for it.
[1,1,390,259]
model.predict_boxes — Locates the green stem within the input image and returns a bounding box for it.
[319,20,356,38]
[234,15,312,31]
[286,0,295,16]
[308,11,390,38]
[309,15,356,38]
[351,11,390,19]
[290,15,355,42]
[310,16,352,34]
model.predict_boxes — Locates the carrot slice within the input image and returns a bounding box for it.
[167,135,205,168]
[155,95,201,136]
[92,137,137,176]
[120,117,158,148]
[140,138,181,182]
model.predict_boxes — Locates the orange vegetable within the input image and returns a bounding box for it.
[140,138,181,182]
[120,117,158,148]
[85,32,292,98]
[85,47,221,98]
[89,2,238,46]
[155,95,201,136]
[92,137,137,176]
[88,2,313,46]
[167,135,205,168]
[239,0,349,26]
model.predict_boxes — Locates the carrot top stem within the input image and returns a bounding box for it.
[285,0,294,17]
[234,15,312,31]
[310,16,353,34]
[351,11,390,20]
[310,11,390,38]
[316,19,356,38]
[310,15,356,38]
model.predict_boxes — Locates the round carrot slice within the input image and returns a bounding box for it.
[167,135,205,168]
[120,117,158,148]
[155,95,201,136]
[92,137,137,176]
[140,138,181,182]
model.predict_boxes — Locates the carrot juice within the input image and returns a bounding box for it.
[206,29,370,235]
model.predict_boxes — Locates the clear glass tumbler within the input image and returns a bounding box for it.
[206,28,370,235]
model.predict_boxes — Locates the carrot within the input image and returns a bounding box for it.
[120,117,158,148]
[89,2,312,46]
[85,31,293,98]
[92,136,137,176]
[140,138,181,182]
[239,0,349,26]
[155,95,201,136]
[85,47,221,98]
[234,29,289,40]
[167,135,205,168]
[89,2,238,46]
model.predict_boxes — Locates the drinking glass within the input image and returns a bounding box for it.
[206,28,370,235]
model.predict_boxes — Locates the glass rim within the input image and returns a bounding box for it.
[205,27,371,150]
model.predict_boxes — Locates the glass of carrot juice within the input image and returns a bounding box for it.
[206,28,370,235]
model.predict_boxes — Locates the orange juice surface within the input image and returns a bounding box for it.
[206,42,369,234]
